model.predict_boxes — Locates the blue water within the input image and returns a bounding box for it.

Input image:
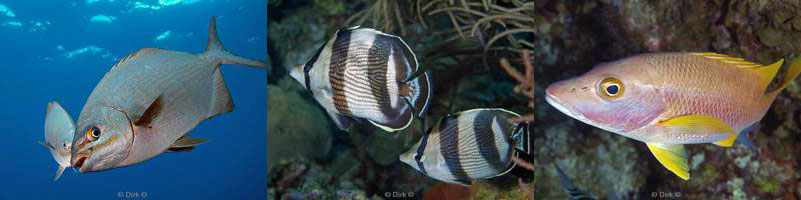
[0,0,266,199]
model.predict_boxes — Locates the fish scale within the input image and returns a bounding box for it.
[399,108,529,186]
[291,27,431,132]
[546,52,801,180]
[69,17,267,172]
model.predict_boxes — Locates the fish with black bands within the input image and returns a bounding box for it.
[290,27,432,132]
[399,108,530,186]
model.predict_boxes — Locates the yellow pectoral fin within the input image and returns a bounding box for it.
[646,143,690,180]
[659,114,735,135]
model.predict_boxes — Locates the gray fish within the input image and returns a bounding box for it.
[70,16,266,172]
[41,101,75,181]
[399,108,530,185]
[289,27,432,132]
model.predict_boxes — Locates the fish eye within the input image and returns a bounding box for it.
[414,153,423,161]
[599,77,625,99]
[86,127,101,141]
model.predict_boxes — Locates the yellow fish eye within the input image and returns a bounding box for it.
[600,77,624,98]
[86,127,101,142]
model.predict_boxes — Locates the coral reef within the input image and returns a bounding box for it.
[268,0,801,199]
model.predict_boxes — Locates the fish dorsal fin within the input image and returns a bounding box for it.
[646,143,689,180]
[208,68,234,119]
[135,96,163,127]
[692,52,782,89]
[691,52,763,67]
[111,48,164,71]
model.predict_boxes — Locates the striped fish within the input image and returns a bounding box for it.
[289,27,432,132]
[399,108,531,185]
[40,101,75,181]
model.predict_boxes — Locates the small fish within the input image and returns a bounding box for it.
[41,101,75,181]
[70,16,266,172]
[290,27,432,132]
[545,52,801,180]
[399,108,530,185]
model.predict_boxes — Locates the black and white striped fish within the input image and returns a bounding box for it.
[290,27,432,132]
[399,108,531,185]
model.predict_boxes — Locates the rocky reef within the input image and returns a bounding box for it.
[268,0,801,199]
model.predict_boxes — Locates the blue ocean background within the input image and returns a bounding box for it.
[0,0,266,199]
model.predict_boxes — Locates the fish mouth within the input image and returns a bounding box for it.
[72,156,88,173]
[544,93,586,122]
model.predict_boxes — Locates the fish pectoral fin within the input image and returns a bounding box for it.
[646,143,690,180]
[134,95,164,127]
[171,135,208,148]
[658,114,736,138]
[54,166,65,181]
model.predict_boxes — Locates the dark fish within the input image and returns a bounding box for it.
[290,27,432,132]
[399,108,530,185]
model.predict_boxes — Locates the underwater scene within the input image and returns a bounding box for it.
[267,0,801,199]
[0,0,267,199]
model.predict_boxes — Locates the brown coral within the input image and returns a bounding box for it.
[500,50,535,122]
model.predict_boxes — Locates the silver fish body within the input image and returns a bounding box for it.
[41,101,75,180]
[70,16,266,172]
[399,108,530,185]
[290,27,432,132]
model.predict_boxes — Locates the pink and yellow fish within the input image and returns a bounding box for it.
[545,52,801,180]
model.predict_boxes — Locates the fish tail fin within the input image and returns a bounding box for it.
[512,122,531,155]
[205,16,267,68]
[54,166,65,181]
[768,56,801,96]
[401,71,432,118]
